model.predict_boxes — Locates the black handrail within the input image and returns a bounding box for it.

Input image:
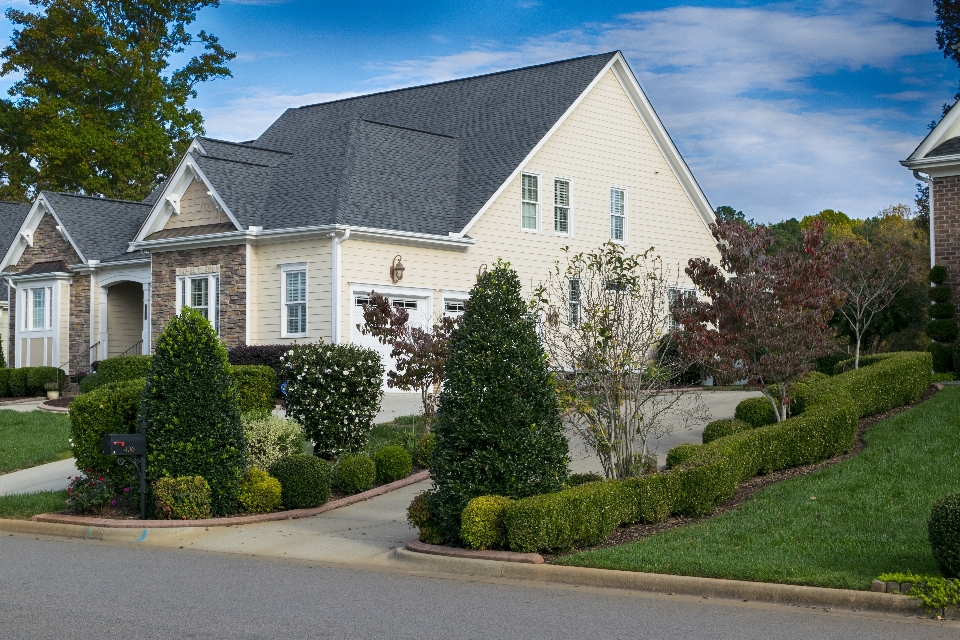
[59,341,100,373]
[117,340,144,358]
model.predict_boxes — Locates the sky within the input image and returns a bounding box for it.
[0,0,954,223]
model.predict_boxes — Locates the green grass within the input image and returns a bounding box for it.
[0,490,67,519]
[365,421,422,459]
[0,410,72,474]
[556,386,960,590]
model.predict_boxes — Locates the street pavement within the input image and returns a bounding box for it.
[1,533,954,640]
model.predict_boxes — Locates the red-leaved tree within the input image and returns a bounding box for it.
[357,292,460,427]
[675,220,842,421]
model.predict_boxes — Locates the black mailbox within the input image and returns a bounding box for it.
[102,433,146,456]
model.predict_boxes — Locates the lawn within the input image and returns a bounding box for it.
[0,490,67,519]
[0,410,72,474]
[365,414,425,459]
[555,386,960,590]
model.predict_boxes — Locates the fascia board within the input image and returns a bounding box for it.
[907,102,960,161]
[9,271,74,284]
[900,154,960,171]
[1,195,88,269]
[347,226,475,251]
[134,154,197,241]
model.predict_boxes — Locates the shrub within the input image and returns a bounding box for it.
[268,454,330,509]
[27,366,65,394]
[930,286,952,303]
[282,343,383,458]
[954,341,960,377]
[931,265,948,284]
[242,414,305,472]
[926,319,959,343]
[931,342,954,374]
[97,355,153,385]
[929,302,956,320]
[153,476,211,520]
[666,443,701,469]
[334,455,376,495]
[929,492,960,578]
[374,445,413,484]
[66,472,133,515]
[415,432,435,468]
[813,352,846,375]
[140,308,247,516]
[238,468,283,514]
[78,372,103,394]
[461,496,514,550]
[7,368,27,396]
[407,491,441,544]
[702,418,751,444]
[227,344,290,387]
[230,365,277,414]
[789,370,831,414]
[429,262,568,543]
[734,397,777,428]
[69,378,145,486]
[567,472,603,487]
[0,368,10,396]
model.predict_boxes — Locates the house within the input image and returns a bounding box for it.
[1,51,720,375]
[0,201,32,355]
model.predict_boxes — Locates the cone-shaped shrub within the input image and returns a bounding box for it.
[925,266,959,373]
[140,308,247,516]
[428,261,568,543]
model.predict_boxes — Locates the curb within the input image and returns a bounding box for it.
[405,540,544,564]
[27,469,430,529]
[37,402,69,413]
[390,549,921,615]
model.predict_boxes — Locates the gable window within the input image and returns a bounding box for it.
[610,187,626,242]
[284,270,307,336]
[24,287,52,331]
[521,173,540,231]
[667,286,696,330]
[568,278,581,326]
[554,178,571,235]
[177,274,220,333]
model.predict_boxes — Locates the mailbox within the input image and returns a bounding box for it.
[102,433,146,456]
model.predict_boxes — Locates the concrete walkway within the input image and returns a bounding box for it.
[0,458,78,496]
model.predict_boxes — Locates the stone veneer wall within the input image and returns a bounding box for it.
[151,244,246,347]
[934,175,960,319]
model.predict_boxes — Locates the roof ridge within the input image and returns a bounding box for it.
[42,191,151,206]
[359,117,458,139]
[293,51,619,111]
[198,136,293,155]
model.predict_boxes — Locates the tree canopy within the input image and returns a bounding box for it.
[0,0,234,202]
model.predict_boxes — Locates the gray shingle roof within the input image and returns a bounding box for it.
[42,192,152,261]
[0,201,33,301]
[928,136,960,158]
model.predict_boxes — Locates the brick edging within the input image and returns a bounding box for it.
[405,540,544,564]
[30,469,430,528]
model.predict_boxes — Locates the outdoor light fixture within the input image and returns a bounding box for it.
[390,255,405,283]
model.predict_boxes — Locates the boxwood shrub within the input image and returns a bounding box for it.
[243,414,305,472]
[374,445,412,484]
[926,319,959,343]
[78,372,102,394]
[153,475,211,520]
[930,285,952,303]
[929,492,960,578]
[228,344,290,390]
[27,366,65,393]
[407,491,441,544]
[929,302,956,320]
[665,443,701,469]
[269,453,331,509]
[238,468,283,514]
[0,368,10,396]
[930,342,954,374]
[334,455,376,495]
[734,397,777,428]
[97,355,153,385]
[461,495,514,550]
[69,378,145,486]
[229,365,277,414]
[7,368,27,396]
[702,418,751,444]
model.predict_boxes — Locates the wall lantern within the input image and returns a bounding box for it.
[390,255,405,283]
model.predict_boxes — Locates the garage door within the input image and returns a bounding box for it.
[351,292,433,388]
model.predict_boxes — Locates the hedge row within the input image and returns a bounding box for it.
[500,351,931,553]
[0,366,65,397]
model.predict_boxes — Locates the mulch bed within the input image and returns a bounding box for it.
[43,397,74,408]
[545,385,941,562]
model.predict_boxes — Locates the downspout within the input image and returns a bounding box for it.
[914,170,935,268]
[329,229,351,344]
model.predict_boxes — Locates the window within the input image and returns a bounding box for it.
[284,270,307,336]
[568,278,581,326]
[354,296,371,307]
[444,301,466,314]
[24,287,52,331]
[667,286,696,330]
[177,274,220,333]
[521,173,539,231]
[610,188,626,242]
[554,178,570,235]
[392,299,418,310]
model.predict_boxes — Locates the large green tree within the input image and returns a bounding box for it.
[0,0,234,201]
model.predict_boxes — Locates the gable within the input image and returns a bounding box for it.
[163,178,232,230]
[16,213,82,270]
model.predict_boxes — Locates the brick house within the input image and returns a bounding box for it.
[0,51,720,375]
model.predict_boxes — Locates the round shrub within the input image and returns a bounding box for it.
[238,468,283,514]
[666,443,701,469]
[243,414,305,471]
[415,432,435,468]
[334,455,376,495]
[407,491,441,544]
[97,355,153,385]
[790,371,830,415]
[930,286,952,303]
[931,265,948,285]
[78,372,103,394]
[268,454,331,509]
[461,495,514,550]
[702,418,751,444]
[926,319,959,343]
[153,475,211,520]
[929,492,960,578]
[929,342,953,374]
[69,378,145,486]
[282,343,384,458]
[374,445,412,484]
[734,397,778,428]
[8,368,28,396]
[567,472,603,487]
[930,302,956,320]
[27,366,65,394]
[230,365,277,414]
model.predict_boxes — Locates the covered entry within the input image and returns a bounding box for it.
[105,281,146,357]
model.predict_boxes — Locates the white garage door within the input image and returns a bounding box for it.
[351,291,433,389]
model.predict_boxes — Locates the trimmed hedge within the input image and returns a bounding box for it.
[334,455,376,495]
[97,355,153,385]
[27,366,65,393]
[734,397,777,428]
[238,468,283,514]
[665,443,700,469]
[69,378,146,485]
[930,302,956,320]
[269,454,331,509]
[78,372,102,394]
[153,476,211,520]
[374,445,413,484]
[930,343,953,374]
[500,352,931,553]
[227,344,290,386]
[926,319,959,343]
[929,492,960,578]
[230,364,277,414]
[0,368,10,396]
[702,418,751,444]
[8,368,27,396]
[461,496,514,550]
[3,366,66,396]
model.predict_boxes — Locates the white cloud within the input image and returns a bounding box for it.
[201,89,359,141]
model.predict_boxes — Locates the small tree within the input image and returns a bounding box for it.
[140,308,246,516]
[534,242,709,480]
[676,220,842,422]
[429,261,568,542]
[357,292,459,427]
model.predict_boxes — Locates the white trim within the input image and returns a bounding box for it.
[330,230,351,344]
[176,273,221,333]
[442,288,471,300]
[350,282,437,298]
[609,185,628,244]
[280,267,308,339]
[905,101,960,162]
[915,171,935,269]
[520,171,541,233]
[1,195,88,271]
[279,261,308,271]
[245,243,252,346]
[552,175,573,237]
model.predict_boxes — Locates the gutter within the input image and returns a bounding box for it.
[914,170,935,268]
[330,229,351,344]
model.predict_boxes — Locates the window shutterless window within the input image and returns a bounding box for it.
[568,278,581,326]
[554,179,570,235]
[667,286,696,330]
[521,173,540,231]
[444,301,466,314]
[610,188,626,242]
[24,287,52,331]
[177,274,220,333]
[284,270,307,336]
[391,298,418,310]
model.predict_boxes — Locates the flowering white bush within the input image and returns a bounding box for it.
[282,343,384,457]
[242,414,306,471]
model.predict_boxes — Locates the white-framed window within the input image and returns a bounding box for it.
[521,173,540,232]
[354,295,371,307]
[610,187,626,242]
[23,286,52,331]
[568,278,581,326]
[391,298,418,310]
[554,178,571,235]
[667,286,696,330]
[177,274,220,333]
[283,269,307,337]
[444,300,466,314]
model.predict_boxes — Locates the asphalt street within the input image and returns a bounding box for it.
[1,534,954,640]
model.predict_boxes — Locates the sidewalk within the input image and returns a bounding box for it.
[0,458,78,496]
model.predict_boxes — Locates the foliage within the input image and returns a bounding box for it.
[7,368,27,396]
[140,308,246,516]
[97,355,153,385]
[238,468,282,514]
[461,495,514,550]
[242,413,305,472]
[27,366,65,393]
[153,475,211,520]
[0,368,9,396]
[535,242,706,480]
[929,492,960,578]
[429,260,568,543]
[702,418,751,444]
[415,432,435,468]
[929,302,956,319]
[407,491,441,544]
[0,0,234,201]
[268,453,331,509]
[0,408,71,473]
[334,454,376,495]
[655,331,704,385]
[931,371,956,383]
[714,205,753,228]
[227,344,290,388]
[665,443,701,469]
[69,378,144,485]
[0,490,67,519]
[567,472,604,487]
[282,342,383,458]
[676,220,841,422]
[374,445,412,484]
[66,471,132,515]
[229,364,277,414]
[926,319,959,343]
[930,342,954,374]
[734,397,778,429]
[876,573,960,618]
[78,372,102,393]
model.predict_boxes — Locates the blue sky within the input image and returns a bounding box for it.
[1,0,954,223]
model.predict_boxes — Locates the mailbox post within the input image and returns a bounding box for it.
[102,431,147,519]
